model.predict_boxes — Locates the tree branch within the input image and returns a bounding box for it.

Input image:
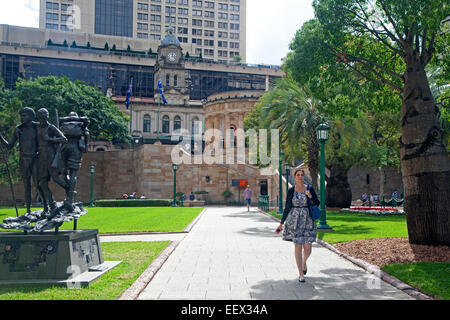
[345,61,403,93]
[362,0,403,46]
[378,0,404,42]
[341,51,404,80]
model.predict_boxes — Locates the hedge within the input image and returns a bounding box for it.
[94,199,172,207]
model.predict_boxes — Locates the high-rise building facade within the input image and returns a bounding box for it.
[39,0,247,63]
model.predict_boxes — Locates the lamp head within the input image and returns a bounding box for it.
[316,122,331,142]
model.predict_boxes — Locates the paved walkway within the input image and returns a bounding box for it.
[135,206,413,300]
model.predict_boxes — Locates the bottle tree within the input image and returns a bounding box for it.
[310,0,449,245]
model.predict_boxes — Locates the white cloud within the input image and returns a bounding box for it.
[0,0,39,28]
[246,0,315,65]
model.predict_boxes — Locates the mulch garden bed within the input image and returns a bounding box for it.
[332,237,450,267]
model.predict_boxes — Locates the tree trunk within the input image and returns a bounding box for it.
[307,137,320,192]
[400,52,450,245]
[326,164,352,208]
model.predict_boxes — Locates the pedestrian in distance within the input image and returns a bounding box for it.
[244,185,252,212]
[275,169,320,283]
[189,191,195,201]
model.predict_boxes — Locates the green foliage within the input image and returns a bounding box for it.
[245,77,322,171]
[0,86,22,184]
[221,189,233,200]
[363,110,402,171]
[232,55,242,63]
[194,190,209,194]
[94,199,171,207]
[325,118,369,170]
[13,76,130,142]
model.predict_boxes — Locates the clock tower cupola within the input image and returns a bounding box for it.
[154,26,189,105]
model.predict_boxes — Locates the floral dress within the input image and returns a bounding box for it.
[282,191,317,244]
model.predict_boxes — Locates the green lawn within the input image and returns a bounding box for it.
[382,262,450,300]
[0,207,203,234]
[268,211,408,243]
[0,241,170,300]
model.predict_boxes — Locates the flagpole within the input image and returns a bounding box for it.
[157,71,161,137]
[129,88,133,137]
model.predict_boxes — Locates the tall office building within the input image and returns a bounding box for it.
[40,0,247,63]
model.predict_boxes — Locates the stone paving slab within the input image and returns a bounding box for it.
[137,206,414,300]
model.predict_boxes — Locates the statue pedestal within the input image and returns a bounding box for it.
[0,229,120,287]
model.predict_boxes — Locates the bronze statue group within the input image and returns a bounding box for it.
[0,107,89,232]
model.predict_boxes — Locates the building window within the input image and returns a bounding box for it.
[174,75,178,87]
[46,1,59,10]
[95,0,134,37]
[143,114,151,132]
[166,74,170,87]
[174,116,181,131]
[192,116,200,134]
[162,115,170,133]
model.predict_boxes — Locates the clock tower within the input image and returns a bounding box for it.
[154,26,189,105]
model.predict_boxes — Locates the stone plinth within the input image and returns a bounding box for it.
[0,229,107,285]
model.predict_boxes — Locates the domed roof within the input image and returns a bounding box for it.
[160,26,180,47]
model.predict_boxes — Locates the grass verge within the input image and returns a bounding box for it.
[268,210,408,243]
[0,241,170,300]
[381,262,450,300]
[0,207,203,234]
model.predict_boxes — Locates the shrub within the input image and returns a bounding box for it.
[194,190,209,195]
[222,190,233,200]
[95,199,171,207]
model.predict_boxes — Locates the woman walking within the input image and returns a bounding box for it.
[276,169,320,283]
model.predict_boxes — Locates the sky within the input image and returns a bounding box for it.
[0,0,315,66]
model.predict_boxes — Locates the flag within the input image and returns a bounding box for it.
[125,79,133,109]
[157,79,168,104]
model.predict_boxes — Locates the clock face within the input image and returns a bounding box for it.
[167,51,177,63]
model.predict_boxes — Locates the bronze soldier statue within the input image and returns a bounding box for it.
[0,107,47,214]
[59,112,90,211]
[35,108,69,218]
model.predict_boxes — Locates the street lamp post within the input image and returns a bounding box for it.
[277,151,284,214]
[316,122,333,232]
[172,163,178,207]
[284,163,291,195]
[89,165,95,207]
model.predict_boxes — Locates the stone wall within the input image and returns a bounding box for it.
[0,144,282,206]
[347,166,403,200]
[0,144,402,207]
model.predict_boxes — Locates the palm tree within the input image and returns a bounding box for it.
[255,77,322,191]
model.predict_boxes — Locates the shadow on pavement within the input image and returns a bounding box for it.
[249,267,398,300]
